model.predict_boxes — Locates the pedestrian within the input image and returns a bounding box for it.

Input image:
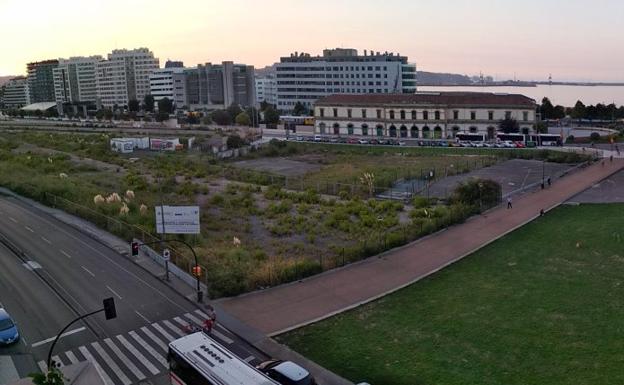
[610,155,613,163]
[507,197,513,209]
[540,209,544,216]
[616,145,620,156]
[547,177,551,186]
[601,159,605,167]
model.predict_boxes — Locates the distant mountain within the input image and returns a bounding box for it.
[0,76,17,87]
[417,71,473,86]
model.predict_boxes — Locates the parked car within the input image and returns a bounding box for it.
[313,135,322,142]
[398,140,407,146]
[378,139,389,145]
[329,137,339,143]
[502,140,515,148]
[338,137,348,143]
[256,360,316,385]
[358,139,369,145]
[347,138,358,144]
[513,141,526,148]
[0,308,19,345]
[369,139,379,145]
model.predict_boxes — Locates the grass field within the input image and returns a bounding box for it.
[277,204,624,385]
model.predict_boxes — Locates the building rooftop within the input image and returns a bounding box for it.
[315,92,536,108]
[21,102,57,111]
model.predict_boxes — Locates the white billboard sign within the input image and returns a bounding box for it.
[155,205,200,234]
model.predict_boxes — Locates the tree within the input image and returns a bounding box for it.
[450,178,501,211]
[260,100,272,111]
[552,105,565,119]
[210,110,232,125]
[571,100,586,119]
[540,97,554,119]
[227,134,246,149]
[143,94,155,112]
[293,101,307,116]
[235,111,251,126]
[158,97,174,114]
[30,368,65,385]
[264,106,280,125]
[499,117,520,133]
[227,104,243,122]
[128,99,140,112]
[534,121,548,134]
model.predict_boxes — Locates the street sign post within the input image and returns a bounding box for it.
[155,206,200,234]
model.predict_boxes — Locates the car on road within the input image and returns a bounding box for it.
[358,139,369,145]
[295,136,304,141]
[329,137,339,143]
[313,135,323,142]
[398,140,407,146]
[369,139,379,145]
[256,360,316,385]
[0,308,19,345]
[347,138,358,144]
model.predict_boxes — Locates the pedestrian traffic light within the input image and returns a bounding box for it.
[131,241,139,256]
[192,265,202,277]
[103,297,117,320]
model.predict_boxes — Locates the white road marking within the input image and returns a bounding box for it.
[173,316,189,327]
[91,341,132,385]
[37,360,47,373]
[31,327,86,348]
[9,217,17,223]
[140,327,168,352]
[104,338,146,381]
[212,329,234,344]
[194,309,209,318]
[21,335,27,347]
[117,335,160,375]
[60,250,72,259]
[184,312,203,325]
[41,236,52,244]
[79,346,114,385]
[65,351,79,365]
[151,323,174,342]
[51,355,63,368]
[135,310,151,324]
[244,355,255,362]
[106,285,123,300]
[162,320,184,337]
[129,330,167,366]
[81,266,95,277]
[24,226,34,233]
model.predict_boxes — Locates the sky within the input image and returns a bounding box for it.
[1,0,623,82]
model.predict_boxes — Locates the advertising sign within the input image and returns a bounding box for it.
[155,205,200,234]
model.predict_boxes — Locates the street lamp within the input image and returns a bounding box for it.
[478,182,484,212]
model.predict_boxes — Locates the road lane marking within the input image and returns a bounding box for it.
[116,335,160,375]
[106,285,123,300]
[244,355,256,363]
[104,338,146,381]
[9,217,17,223]
[51,355,63,368]
[81,266,95,277]
[60,250,72,259]
[151,323,174,342]
[41,236,52,244]
[211,329,234,344]
[135,310,151,324]
[31,327,86,348]
[173,316,189,327]
[91,341,132,385]
[194,309,209,318]
[162,320,184,337]
[37,360,47,373]
[184,312,203,325]
[24,226,35,233]
[129,330,167,366]
[79,346,114,385]
[65,351,79,365]
[140,327,168,352]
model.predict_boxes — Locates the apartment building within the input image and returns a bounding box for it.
[3,76,30,108]
[255,66,277,106]
[314,92,536,139]
[275,48,417,111]
[53,56,103,105]
[27,60,59,103]
[149,67,187,108]
[95,48,159,108]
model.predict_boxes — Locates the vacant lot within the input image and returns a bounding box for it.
[278,204,624,385]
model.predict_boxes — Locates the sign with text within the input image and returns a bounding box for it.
[155,205,200,234]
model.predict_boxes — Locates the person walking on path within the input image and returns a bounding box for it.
[547,177,551,186]
[507,197,513,209]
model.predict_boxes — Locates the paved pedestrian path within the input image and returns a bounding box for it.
[220,159,624,335]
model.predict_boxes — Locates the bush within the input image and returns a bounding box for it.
[450,178,501,211]
[412,196,430,208]
[590,132,601,141]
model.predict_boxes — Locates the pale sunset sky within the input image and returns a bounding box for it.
[1,0,623,81]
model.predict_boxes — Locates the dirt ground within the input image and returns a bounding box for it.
[567,169,624,203]
[13,143,126,173]
[232,157,321,177]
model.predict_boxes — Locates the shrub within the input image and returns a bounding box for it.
[412,196,430,208]
[590,132,601,141]
[450,178,501,211]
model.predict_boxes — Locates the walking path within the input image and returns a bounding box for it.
[219,158,624,335]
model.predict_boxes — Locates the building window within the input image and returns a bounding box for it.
[423,111,428,120]
[434,111,440,120]
[400,110,406,120]
[488,111,494,120]
[362,109,367,118]
[376,124,384,137]
[411,110,417,120]
[400,125,408,138]
[523,111,529,121]
[505,111,512,119]
[422,126,430,139]
[347,109,352,118]
[333,123,340,135]
[362,124,369,136]
[333,108,338,118]
[389,110,395,119]
[453,110,459,120]
[469,126,478,133]
[389,125,397,137]
[471,111,476,120]
[376,109,382,119]
[410,125,418,138]
[347,123,354,135]
[319,108,324,118]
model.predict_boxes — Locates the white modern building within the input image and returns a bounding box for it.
[275,48,417,111]
[3,76,30,108]
[149,67,187,108]
[255,66,277,106]
[53,56,103,104]
[314,92,536,139]
[95,48,159,108]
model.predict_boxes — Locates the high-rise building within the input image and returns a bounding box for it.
[53,56,103,105]
[3,77,30,108]
[151,61,255,111]
[27,60,59,103]
[95,48,159,108]
[255,66,277,106]
[275,48,417,111]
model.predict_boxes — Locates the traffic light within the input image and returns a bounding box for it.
[192,265,202,277]
[131,241,139,256]
[103,297,117,320]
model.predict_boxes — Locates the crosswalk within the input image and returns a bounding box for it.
[38,309,250,385]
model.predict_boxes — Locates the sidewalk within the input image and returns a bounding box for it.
[219,158,624,336]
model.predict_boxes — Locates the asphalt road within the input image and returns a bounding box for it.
[0,195,266,384]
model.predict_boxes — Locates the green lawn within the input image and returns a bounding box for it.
[277,204,624,385]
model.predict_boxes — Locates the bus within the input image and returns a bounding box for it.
[168,332,281,385]
[455,133,487,142]
[528,134,563,146]
[280,116,315,131]
[496,133,525,143]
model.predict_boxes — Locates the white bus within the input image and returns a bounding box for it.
[168,332,280,385]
